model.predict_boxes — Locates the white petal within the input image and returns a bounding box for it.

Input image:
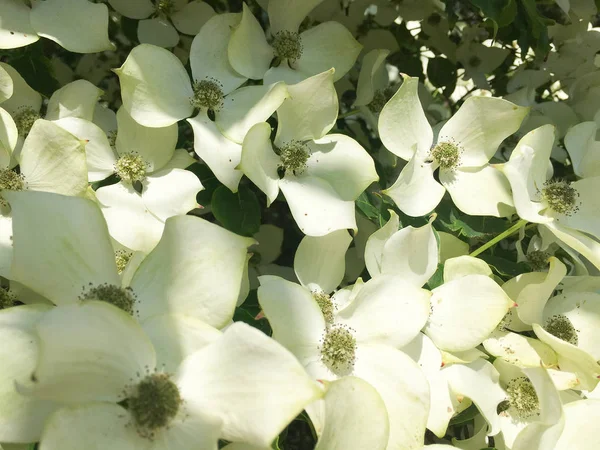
[46,79,102,121]
[554,177,600,240]
[364,210,399,277]
[337,275,431,347]
[141,314,221,373]
[115,44,193,127]
[483,329,557,368]
[438,232,469,263]
[354,49,390,107]
[554,399,600,450]
[380,220,438,287]
[0,214,13,279]
[443,359,505,436]
[0,305,57,443]
[0,62,42,115]
[0,0,39,49]
[379,77,433,160]
[95,182,165,253]
[19,119,88,196]
[443,255,492,282]
[263,64,307,85]
[0,64,12,103]
[280,175,356,236]
[257,276,325,362]
[189,13,246,95]
[294,230,351,293]
[107,0,153,19]
[150,406,222,450]
[30,0,113,53]
[252,224,284,265]
[384,156,445,217]
[22,302,155,403]
[564,122,600,178]
[353,344,430,450]
[8,190,120,305]
[227,3,273,79]
[543,222,600,271]
[439,97,528,167]
[137,18,179,48]
[0,107,17,166]
[305,134,378,200]
[141,168,202,221]
[295,22,362,81]
[216,82,289,144]
[441,165,515,217]
[425,274,514,352]
[52,117,116,182]
[171,1,215,35]
[39,403,145,450]
[274,69,338,145]
[239,122,280,204]
[314,376,389,450]
[268,0,323,33]
[177,322,323,447]
[130,215,253,327]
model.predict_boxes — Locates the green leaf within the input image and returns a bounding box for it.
[356,191,380,221]
[211,185,261,237]
[426,263,445,289]
[470,0,517,27]
[449,403,479,425]
[187,162,220,205]
[427,57,457,89]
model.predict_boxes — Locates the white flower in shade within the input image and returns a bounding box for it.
[0,0,113,52]
[227,2,362,84]
[564,120,600,179]
[379,76,528,217]
[240,70,378,236]
[554,399,600,450]
[494,360,565,450]
[499,124,600,270]
[456,41,510,89]
[364,210,439,287]
[258,272,431,449]
[108,0,216,48]
[7,190,253,330]
[19,301,322,449]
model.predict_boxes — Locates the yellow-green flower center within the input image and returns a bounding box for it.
[0,288,16,309]
[128,373,182,438]
[541,180,579,216]
[313,291,335,325]
[191,78,224,111]
[279,141,310,175]
[544,314,578,345]
[155,0,175,15]
[79,283,136,316]
[321,325,356,375]
[430,141,461,169]
[367,87,396,114]
[506,377,540,419]
[115,153,147,183]
[526,250,550,271]
[115,250,133,274]
[14,107,40,138]
[272,31,303,62]
[0,169,26,207]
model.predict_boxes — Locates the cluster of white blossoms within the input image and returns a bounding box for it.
[1,0,600,449]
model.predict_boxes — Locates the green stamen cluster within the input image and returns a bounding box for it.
[115,250,133,274]
[279,141,310,175]
[544,314,578,345]
[107,130,117,148]
[541,180,579,216]
[79,283,136,315]
[128,373,182,438]
[526,250,550,271]
[272,31,303,62]
[506,377,540,418]
[0,169,26,206]
[14,107,40,138]
[190,78,224,111]
[0,288,16,309]
[321,325,356,375]
[313,291,335,325]
[115,153,147,183]
[155,0,175,15]
[367,87,396,114]
[430,141,461,170]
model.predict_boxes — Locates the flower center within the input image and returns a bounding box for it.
[13,107,40,138]
[313,291,335,325]
[114,153,148,183]
[506,377,540,419]
[526,250,550,271]
[0,169,26,207]
[541,180,580,216]
[430,141,461,170]
[128,373,182,438]
[320,325,356,375]
[155,0,175,15]
[367,87,395,114]
[190,78,224,111]
[115,250,133,274]
[79,283,136,316]
[0,288,16,309]
[278,141,310,175]
[272,31,303,62]
[544,314,578,345]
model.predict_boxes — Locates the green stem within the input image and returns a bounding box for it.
[337,108,361,119]
[469,219,528,257]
